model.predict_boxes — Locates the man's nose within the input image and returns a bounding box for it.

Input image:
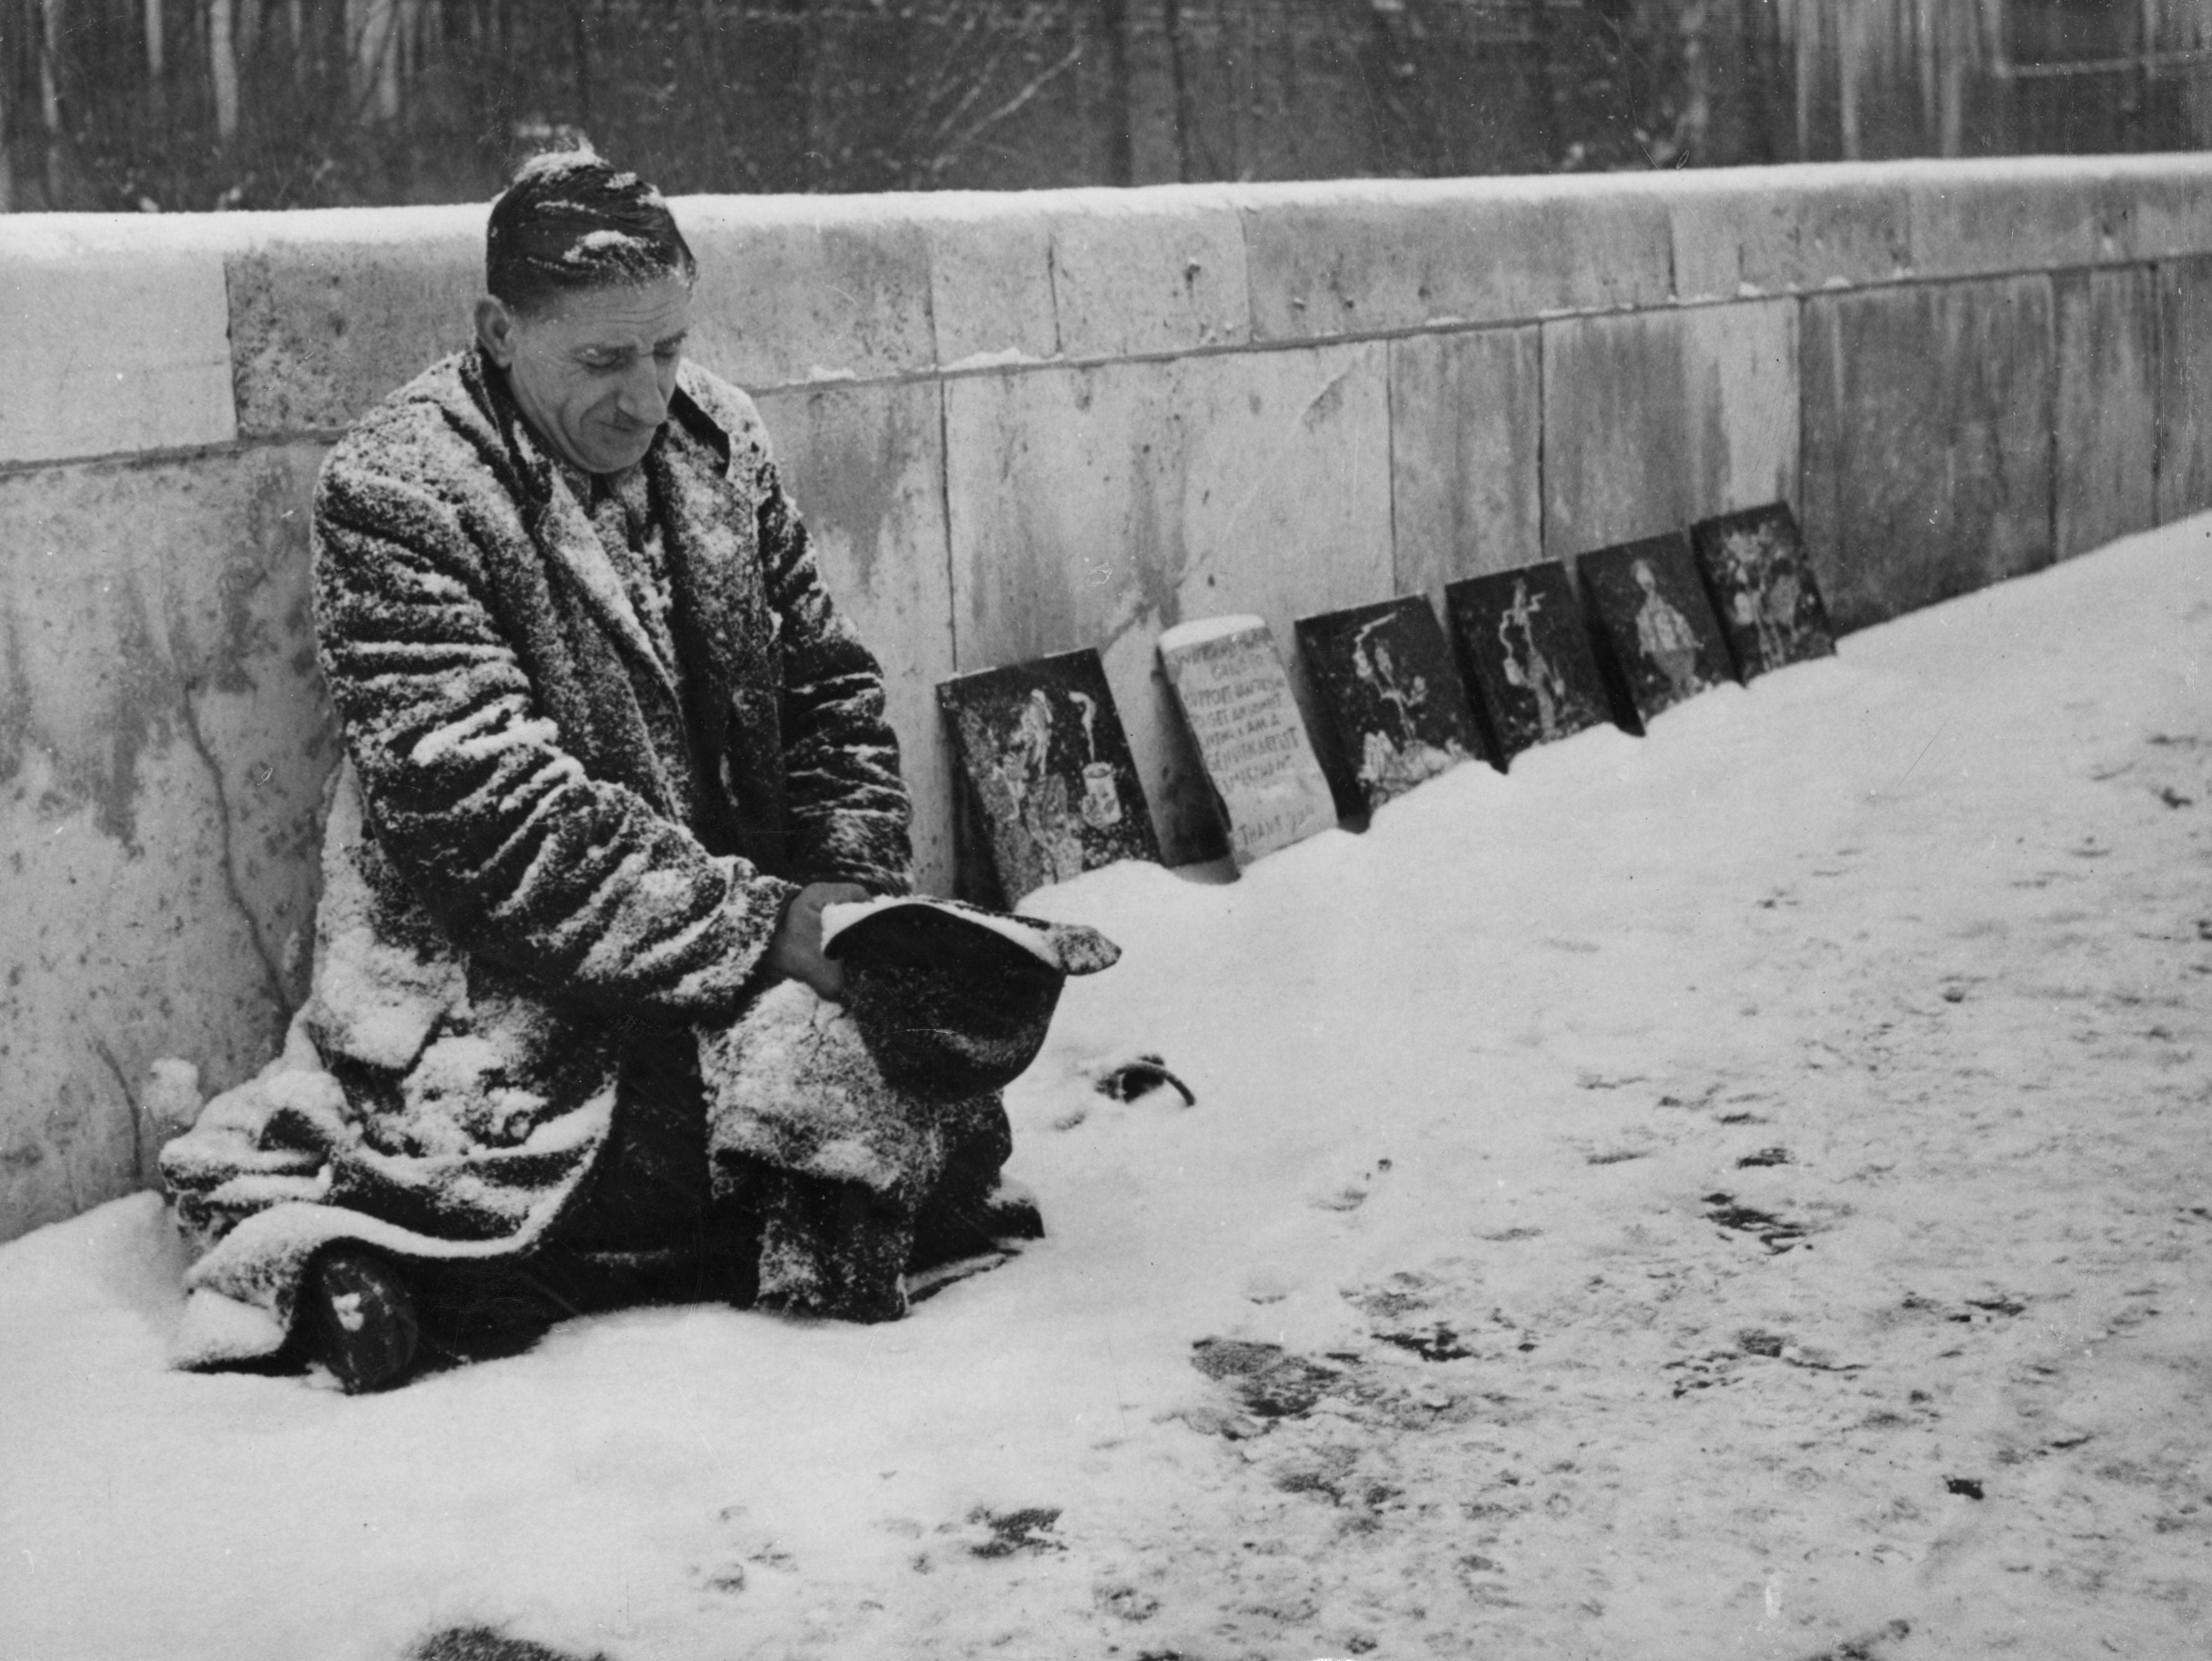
[615,359,670,426]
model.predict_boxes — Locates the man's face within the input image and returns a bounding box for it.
[479,274,693,475]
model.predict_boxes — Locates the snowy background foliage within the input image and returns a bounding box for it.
[4,0,2212,212]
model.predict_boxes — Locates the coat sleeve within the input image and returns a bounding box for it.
[312,433,797,1024]
[755,458,914,895]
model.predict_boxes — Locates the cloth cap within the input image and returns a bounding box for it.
[822,898,1120,1101]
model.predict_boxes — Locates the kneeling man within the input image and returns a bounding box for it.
[161,149,1082,1391]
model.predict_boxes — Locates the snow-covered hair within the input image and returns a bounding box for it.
[486,143,695,315]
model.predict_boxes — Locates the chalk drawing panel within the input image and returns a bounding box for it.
[1293,597,1480,812]
[1444,564,1614,763]
[1578,533,1736,727]
[937,649,1161,905]
[1688,503,1836,681]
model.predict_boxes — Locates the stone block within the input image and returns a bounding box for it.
[1800,277,2055,633]
[2112,158,2212,261]
[1387,327,1542,598]
[1904,161,2118,281]
[1541,299,1798,562]
[920,197,1059,368]
[0,444,335,1241]
[0,224,237,465]
[944,344,1391,864]
[1666,165,1910,302]
[681,198,937,391]
[2156,256,2212,525]
[2053,268,2157,559]
[1044,190,1250,360]
[753,379,958,896]
[1240,176,1673,342]
[226,209,485,437]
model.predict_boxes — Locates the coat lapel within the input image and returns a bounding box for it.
[531,477,684,707]
[465,351,682,706]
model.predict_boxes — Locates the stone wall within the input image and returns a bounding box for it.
[5,156,2211,1242]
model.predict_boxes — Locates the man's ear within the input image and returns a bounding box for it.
[475,295,519,367]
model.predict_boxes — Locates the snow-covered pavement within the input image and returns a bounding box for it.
[3,518,2208,1661]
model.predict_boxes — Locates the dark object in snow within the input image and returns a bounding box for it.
[1736,1146,1793,1168]
[825,896,1120,1102]
[938,649,1160,905]
[1737,1329,1785,1357]
[1688,503,1836,681]
[1579,532,1736,728]
[1092,1053,1195,1106]
[1377,1324,1474,1361]
[1292,595,1480,812]
[969,1505,1066,1558]
[1800,1619,1913,1661]
[1189,1336,1342,1418]
[1701,1191,1811,1252]
[302,1246,419,1393]
[1158,617,1338,868]
[413,1626,611,1661]
[1444,563,1614,764]
[1945,1476,1986,1500]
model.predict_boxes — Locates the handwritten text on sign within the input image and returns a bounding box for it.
[1159,619,1336,867]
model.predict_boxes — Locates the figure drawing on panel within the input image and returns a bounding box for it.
[1632,558,1707,704]
[1497,578,1569,743]
[1349,616,1467,801]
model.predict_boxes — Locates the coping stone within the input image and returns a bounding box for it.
[922,198,1059,368]
[1800,276,2055,633]
[226,218,483,437]
[683,198,937,391]
[0,232,237,465]
[1666,165,1912,301]
[2053,268,2158,561]
[1541,299,1799,562]
[1044,193,1252,360]
[1238,176,1674,340]
[1905,165,2118,280]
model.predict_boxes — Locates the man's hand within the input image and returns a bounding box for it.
[763,882,870,1001]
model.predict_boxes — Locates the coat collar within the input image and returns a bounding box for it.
[462,348,687,703]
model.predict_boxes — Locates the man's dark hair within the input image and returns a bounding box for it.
[485,145,695,315]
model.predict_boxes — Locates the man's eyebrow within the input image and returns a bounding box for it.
[655,328,690,351]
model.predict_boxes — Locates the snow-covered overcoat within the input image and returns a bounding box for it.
[160,348,911,1366]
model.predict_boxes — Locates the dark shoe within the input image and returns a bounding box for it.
[303,1247,420,1394]
[908,1179,1044,1275]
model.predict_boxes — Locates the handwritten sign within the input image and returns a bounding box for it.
[1158,616,1336,867]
